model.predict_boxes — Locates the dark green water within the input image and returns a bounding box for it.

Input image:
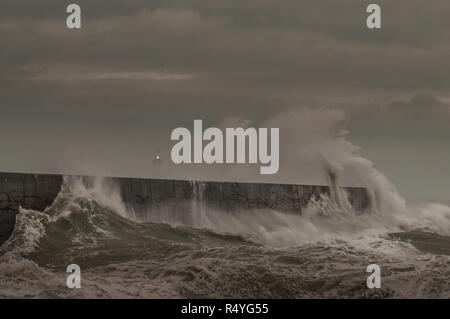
[390,231,450,256]
[0,184,449,298]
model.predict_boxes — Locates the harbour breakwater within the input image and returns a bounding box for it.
[0,172,369,246]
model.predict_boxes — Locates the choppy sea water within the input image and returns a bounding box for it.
[0,178,449,298]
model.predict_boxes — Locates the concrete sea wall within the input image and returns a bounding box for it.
[116,177,369,220]
[0,172,370,246]
[0,172,63,245]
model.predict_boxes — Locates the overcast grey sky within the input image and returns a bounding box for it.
[1,0,449,200]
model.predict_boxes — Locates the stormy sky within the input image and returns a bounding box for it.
[1,0,450,200]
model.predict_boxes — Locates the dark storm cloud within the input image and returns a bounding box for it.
[388,94,449,114]
[2,0,450,46]
[350,93,450,140]
[2,0,450,90]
